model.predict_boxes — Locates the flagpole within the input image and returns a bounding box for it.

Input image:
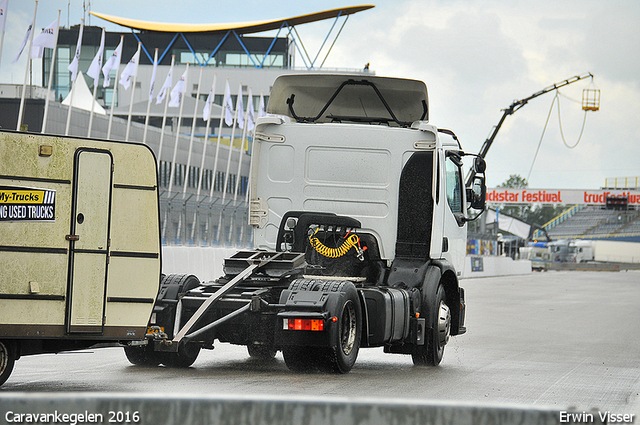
[0,0,7,68]
[41,9,61,134]
[246,91,265,203]
[87,27,105,138]
[65,18,83,136]
[182,65,204,198]
[64,72,78,135]
[222,83,241,201]
[107,35,124,140]
[125,42,141,142]
[157,55,174,165]
[167,63,189,196]
[197,73,216,198]
[239,87,254,202]
[192,73,217,243]
[234,99,249,201]
[209,79,229,201]
[87,81,99,137]
[16,0,38,131]
[143,48,158,145]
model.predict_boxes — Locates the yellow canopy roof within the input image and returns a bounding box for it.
[90,5,374,34]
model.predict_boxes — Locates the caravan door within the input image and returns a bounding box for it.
[66,149,113,334]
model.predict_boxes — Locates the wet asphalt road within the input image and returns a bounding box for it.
[1,271,639,415]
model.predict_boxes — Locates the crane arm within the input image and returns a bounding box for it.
[467,73,593,186]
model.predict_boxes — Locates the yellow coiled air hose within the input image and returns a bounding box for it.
[308,228,360,258]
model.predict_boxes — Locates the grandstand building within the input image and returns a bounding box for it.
[4,6,374,247]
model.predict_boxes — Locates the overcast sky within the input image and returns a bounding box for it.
[2,0,639,189]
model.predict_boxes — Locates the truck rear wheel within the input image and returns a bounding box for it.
[412,284,450,366]
[124,344,161,366]
[247,344,277,359]
[318,285,362,373]
[0,340,16,386]
[160,342,201,368]
[282,347,319,372]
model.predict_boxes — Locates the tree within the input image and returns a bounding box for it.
[499,174,528,189]
[498,174,531,220]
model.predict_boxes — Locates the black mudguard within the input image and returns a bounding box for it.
[387,258,464,336]
[274,279,357,348]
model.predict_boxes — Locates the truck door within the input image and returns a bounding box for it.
[66,149,113,334]
[442,152,467,274]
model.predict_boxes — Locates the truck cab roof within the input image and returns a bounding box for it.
[267,74,429,127]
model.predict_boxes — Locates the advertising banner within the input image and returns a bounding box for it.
[487,188,640,206]
[0,186,56,221]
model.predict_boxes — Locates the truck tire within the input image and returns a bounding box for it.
[160,342,201,368]
[123,344,161,366]
[282,347,319,372]
[412,284,450,366]
[318,284,362,373]
[0,340,16,386]
[247,344,277,359]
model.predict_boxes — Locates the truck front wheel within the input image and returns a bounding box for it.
[0,340,16,386]
[412,284,450,366]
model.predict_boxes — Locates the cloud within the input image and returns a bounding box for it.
[2,0,639,190]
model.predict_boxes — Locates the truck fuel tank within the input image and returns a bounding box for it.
[361,287,411,346]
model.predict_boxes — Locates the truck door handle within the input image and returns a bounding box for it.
[66,235,80,241]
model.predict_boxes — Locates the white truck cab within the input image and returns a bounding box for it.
[249,74,484,276]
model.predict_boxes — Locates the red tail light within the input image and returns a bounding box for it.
[283,318,324,331]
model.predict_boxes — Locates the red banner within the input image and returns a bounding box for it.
[486,188,640,205]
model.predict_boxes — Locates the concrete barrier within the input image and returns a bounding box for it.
[162,248,534,282]
[462,255,532,279]
[0,393,585,425]
[162,246,238,282]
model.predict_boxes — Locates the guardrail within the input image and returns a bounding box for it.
[0,393,600,425]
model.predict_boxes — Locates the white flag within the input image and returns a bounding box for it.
[246,88,255,131]
[258,92,266,117]
[86,28,105,81]
[202,89,213,121]
[0,0,8,34]
[223,80,233,126]
[168,68,187,107]
[156,64,173,104]
[30,18,58,59]
[12,20,33,64]
[236,84,245,129]
[102,36,123,88]
[67,22,84,82]
[119,44,140,90]
[148,54,158,102]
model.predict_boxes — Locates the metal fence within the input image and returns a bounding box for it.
[159,192,252,248]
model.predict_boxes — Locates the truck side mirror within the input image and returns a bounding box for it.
[467,175,486,210]
[474,156,486,174]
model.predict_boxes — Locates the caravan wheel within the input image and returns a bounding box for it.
[0,340,16,386]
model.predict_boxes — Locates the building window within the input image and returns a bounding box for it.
[188,166,200,188]
[238,176,249,196]
[226,174,237,194]
[179,51,210,65]
[174,163,186,187]
[159,161,171,187]
[214,171,225,193]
